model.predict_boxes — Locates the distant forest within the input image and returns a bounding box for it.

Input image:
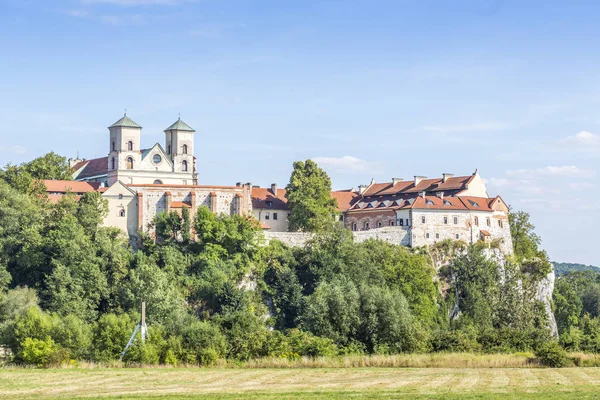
[553,262,600,277]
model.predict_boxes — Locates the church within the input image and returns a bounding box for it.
[60,114,252,243]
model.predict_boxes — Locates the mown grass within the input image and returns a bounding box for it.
[2,365,600,399]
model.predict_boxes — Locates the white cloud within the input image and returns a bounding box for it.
[312,156,382,174]
[505,165,594,179]
[0,145,27,155]
[563,130,600,146]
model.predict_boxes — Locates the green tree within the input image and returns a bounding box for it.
[285,160,338,232]
[76,192,109,237]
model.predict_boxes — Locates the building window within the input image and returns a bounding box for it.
[273,213,278,220]
[363,222,369,230]
[183,180,187,185]
[127,141,133,151]
[339,215,344,222]
[426,233,430,239]
[153,154,162,164]
[436,233,440,239]
[444,216,448,225]
[456,234,460,239]
[153,180,163,184]
[266,201,273,207]
[182,144,188,154]
[119,194,123,199]
[352,223,357,231]
[182,160,188,172]
[126,157,134,170]
[167,145,171,154]
[377,221,382,228]
[499,220,504,228]
[119,209,126,217]
[486,217,491,226]
[474,216,479,226]
[454,216,458,225]
[406,218,409,226]
[111,141,115,151]
[399,219,404,226]
[111,157,115,170]
[389,221,395,226]
[421,216,426,224]
[265,212,270,220]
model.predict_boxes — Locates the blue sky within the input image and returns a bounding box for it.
[1,0,599,265]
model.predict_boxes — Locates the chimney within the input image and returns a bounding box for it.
[270,183,277,196]
[69,157,83,168]
[358,185,368,194]
[442,173,454,183]
[391,177,403,185]
[414,176,427,186]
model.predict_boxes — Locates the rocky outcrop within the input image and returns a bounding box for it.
[537,265,558,337]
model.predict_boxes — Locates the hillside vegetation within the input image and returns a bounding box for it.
[553,262,600,277]
[0,153,596,368]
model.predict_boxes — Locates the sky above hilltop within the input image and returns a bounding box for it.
[1,0,599,265]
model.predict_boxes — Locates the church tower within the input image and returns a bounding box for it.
[164,118,197,184]
[107,113,142,186]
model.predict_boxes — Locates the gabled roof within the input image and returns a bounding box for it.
[164,118,195,132]
[141,143,174,166]
[71,157,108,180]
[43,180,101,193]
[252,187,359,212]
[109,114,141,129]
[362,174,474,197]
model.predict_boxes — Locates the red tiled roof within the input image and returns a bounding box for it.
[260,222,271,230]
[363,175,473,197]
[73,157,108,179]
[43,180,101,193]
[252,187,289,210]
[330,190,359,211]
[480,230,491,237]
[252,187,359,212]
[170,201,192,208]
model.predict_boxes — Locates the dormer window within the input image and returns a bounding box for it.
[266,201,273,207]
[426,199,434,205]
[469,200,480,208]
[444,200,452,206]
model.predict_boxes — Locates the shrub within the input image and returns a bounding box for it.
[92,313,136,362]
[535,341,571,368]
[182,320,227,365]
[287,329,338,357]
[431,329,480,353]
[19,337,67,367]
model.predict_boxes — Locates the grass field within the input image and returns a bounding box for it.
[2,367,600,399]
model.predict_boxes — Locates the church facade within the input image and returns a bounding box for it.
[63,114,252,242]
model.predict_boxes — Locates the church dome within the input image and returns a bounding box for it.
[109,114,141,129]
[164,118,195,132]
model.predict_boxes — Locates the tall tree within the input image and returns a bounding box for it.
[285,160,338,232]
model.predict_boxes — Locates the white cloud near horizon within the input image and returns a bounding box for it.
[556,131,600,154]
[0,145,27,155]
[505,165,594,179]
[312,156,382,174]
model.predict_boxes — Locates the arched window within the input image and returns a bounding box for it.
[111,141,115,151]
[126,157,134,170]
[119,209,126,217]
[111,157,115,170]
[182,144,188,154]
[153,180,163,184]
[167,145,171,155]
[182,160,188,172]
[127,141,133,151]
